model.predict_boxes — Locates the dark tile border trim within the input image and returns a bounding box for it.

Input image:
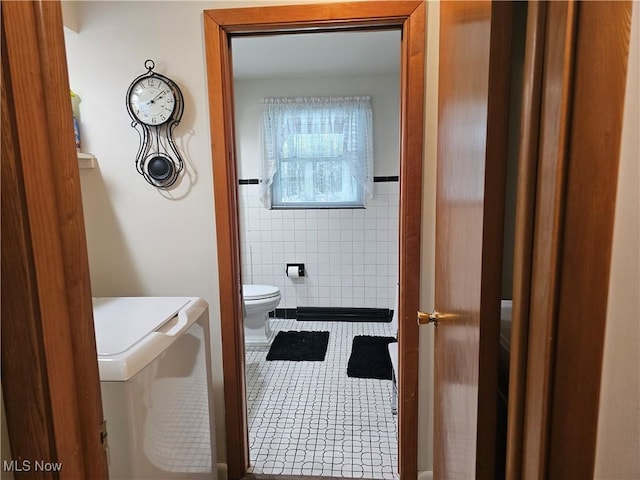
[373,175,399,182]
[238,178,259,185]
[240,177,398,185]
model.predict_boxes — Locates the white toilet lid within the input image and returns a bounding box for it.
[243,284,280,301]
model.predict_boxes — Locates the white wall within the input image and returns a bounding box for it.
[595,3,640,478]
[63,0,225,462]
[63,0,437,474]
[235,74,400,310]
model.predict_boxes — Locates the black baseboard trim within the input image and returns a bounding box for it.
[297,307,393,323]
[269,307,394,322]
[268,308,297,319]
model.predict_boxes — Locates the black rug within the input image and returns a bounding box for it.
[347,336,397,380]
[266,331,330,361]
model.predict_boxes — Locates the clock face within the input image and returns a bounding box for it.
[128,76,176,126]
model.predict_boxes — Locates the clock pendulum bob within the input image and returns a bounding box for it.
[147,155,175,183]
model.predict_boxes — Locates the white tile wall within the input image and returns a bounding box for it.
[238,182,399,309]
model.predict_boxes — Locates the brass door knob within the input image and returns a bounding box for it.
[417,310,439,326]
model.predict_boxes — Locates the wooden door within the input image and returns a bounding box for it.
[433,2,512,478]
[1,1,108,478]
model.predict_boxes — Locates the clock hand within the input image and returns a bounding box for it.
[146,90,165,105]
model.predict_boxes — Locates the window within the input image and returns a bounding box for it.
[259,96,373,208]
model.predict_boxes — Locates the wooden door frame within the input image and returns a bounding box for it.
[1,1,108,478]
[203,2,426,478]
[507,1,632,478]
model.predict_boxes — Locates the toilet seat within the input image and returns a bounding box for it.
[243,284,280,301]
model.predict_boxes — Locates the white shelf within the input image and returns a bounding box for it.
[77,152,96,169]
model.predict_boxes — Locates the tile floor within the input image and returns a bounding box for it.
[245,319,399,479]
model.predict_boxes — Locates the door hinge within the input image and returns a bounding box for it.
[100,420,108,448]
[100,419,109,462]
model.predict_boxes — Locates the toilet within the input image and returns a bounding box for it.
[242,284,281,346]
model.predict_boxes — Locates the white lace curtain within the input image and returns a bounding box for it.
[259,96,374,208]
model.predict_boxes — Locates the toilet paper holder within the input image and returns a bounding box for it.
[286,263,305,277]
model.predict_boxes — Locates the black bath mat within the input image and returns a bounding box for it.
[266,331,330,361]
[347,336,397,380]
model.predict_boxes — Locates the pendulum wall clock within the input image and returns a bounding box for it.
[126,59,184,188]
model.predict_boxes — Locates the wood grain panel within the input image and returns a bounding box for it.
[548,2,632,477]
[435,2,511,478]
[513,1,632,478]
[521,3,577,477]
[1,1,107,478]
[204,2,426,478]
[2,22,57,472]
[33,3,108,476]
[436,2,486,473]
[204,13,248,480]
[506,3,547,478]
[206,1,422,33]
[477,3,512,477]
[3,4,85,477]
[397,3,425,479]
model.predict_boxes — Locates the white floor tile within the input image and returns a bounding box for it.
[246,318,399,480]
